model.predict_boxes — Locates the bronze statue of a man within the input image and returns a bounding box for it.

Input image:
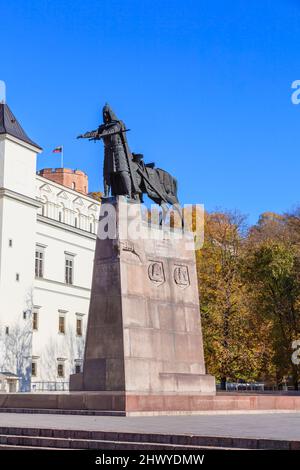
[78,104,137,197]
[77,104,180,220]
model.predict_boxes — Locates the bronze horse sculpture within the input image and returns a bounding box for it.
[77,104,182,223]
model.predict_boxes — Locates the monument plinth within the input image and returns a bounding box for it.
[70,197,215,412]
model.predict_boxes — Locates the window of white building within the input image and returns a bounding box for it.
[57,361,65,378]
[31,361,37,377]
[58,315,65,334]
[65,254,74,285]
[35,247,44,278]
[76,318,82,336]
[75,360,82,374]
[33,311,39,331]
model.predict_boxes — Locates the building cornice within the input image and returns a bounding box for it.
[34,277,91,299]
[0,187,42,209]
[0,133,42,153]
[37,214,97,240]
[36,230,96,253]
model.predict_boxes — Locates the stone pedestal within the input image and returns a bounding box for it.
[70,197,215,411]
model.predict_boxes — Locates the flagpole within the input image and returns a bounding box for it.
[61,146,64,168]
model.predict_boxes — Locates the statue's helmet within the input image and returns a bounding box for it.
[103,103,118,123]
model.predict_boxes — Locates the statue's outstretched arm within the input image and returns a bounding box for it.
[77,129,98,140]
[97,122,121,138]
[77,122,121,140]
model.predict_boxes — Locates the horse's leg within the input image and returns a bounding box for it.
[173,202,184,230]
[160,201,169,226]
[158,204,163,226]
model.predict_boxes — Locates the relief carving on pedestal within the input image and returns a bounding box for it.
[174,265,190,288]
[113,239,144,262]
[148,261,165,286]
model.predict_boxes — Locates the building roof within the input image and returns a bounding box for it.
[0,103,42,150]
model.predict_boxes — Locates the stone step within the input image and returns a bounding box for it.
[0,444,63,450]
[0,408,125,416]
[0,426,294,449]
[0,434,243,450]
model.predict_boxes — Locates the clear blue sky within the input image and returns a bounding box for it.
[2,0,300,224]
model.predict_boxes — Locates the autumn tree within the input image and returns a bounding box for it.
[88,191,103,202]
[243,213,300,390]
[196,210,272,388]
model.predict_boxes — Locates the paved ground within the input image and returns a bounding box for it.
[0,412,300,441]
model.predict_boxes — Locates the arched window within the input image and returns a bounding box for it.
[89,215,95,233]
[75,209,81,229]
[58,203,65,223]
[40,196,48,217]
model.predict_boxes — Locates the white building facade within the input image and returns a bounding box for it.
[0,103,100,391]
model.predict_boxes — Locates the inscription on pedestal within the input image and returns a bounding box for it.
[174,265,190,288]
[148,261,165,286]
